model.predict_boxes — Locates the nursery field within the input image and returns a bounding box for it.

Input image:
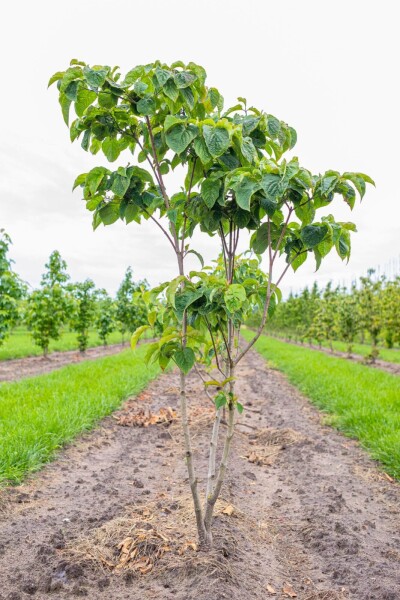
[0,344,399,599]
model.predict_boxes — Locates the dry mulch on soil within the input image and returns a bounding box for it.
[0,350,399,599]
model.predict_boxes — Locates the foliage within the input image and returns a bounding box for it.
[70,279,97,352]
[25,251,71,355]
[96,289,117,346]
[266,271,399,359]
[0,230,26,346]
[51,58,373,546]
[115,267,148,342]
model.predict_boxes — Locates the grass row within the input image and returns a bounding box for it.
[0,345,160,484]
[242,331,400,479]
[270,332,400,364]
[0,328,126,361]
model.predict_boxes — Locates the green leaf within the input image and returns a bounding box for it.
[137,97,156,115]
[232,176,259,211]
[174,71,197,88]
[86,167,106,194]
[164,115,184,132]
[301,224,329,248]
[166,276,185,308]
[131,325,150,349]
[201,179,220,208]
[180,86,195,110]
[236,402,244,414]
[155,67,171,86]
[174,347,195,374]
[48,71,64,87]
[165,123,198,154]
[81,129,91,151]
[174,289,203,320]
[72,173,87,191]
[98,91,118,109]
[59,93,71,125]
[336,230,351,260]
[251,222,269,254]
[186,249,204,268]
[163,78,179,101]
[203,125,230,157]
[214,392,227,409]
[193,137,212,164]
[260,173,281,199]
[240,136,257,163]
[75,88,97,117]
[224,284,246,312]
[102,138,120,162]
[291,251,307,272]
[83,66,108,88]
[111,174,130,197]
[98,203,119,225]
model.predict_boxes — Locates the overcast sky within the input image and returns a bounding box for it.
[1,0,399,296]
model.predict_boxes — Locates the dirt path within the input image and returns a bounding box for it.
[0,344,130,383]
[270,335,400,376]
[0,351,399,599]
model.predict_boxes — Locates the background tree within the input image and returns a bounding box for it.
[0,230,26,346]
[96,288,116,346]
[70,279,97,352]
[335,285,360,356]
[25,250,70,356]
[51,59,373,547]
[115,267,148,343]
[358,270,382,361]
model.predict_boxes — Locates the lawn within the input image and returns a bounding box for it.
[0,328,126,361]
[0,345,160,484]
[242,331,400,478]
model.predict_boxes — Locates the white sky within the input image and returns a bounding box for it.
[1,0,399,296]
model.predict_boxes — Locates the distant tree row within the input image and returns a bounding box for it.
[0,230,148,355]
[260,270,400,359]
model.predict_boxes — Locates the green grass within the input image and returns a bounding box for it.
[0,328,128,361]
[242,331,400,478]
[0,345,160,484]
[328,339,400,364]
[271,333,400,364]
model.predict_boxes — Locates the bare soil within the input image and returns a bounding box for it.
[0,350,399,599]
[0,344,129,383]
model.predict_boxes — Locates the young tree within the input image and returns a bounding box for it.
[70,279,97,352]
[335,285,360,356]
[115,267,148,343]
[51,59,373,546]
[25,251,70,356]
[96,288,117,346]
[358,270,383,360]
[0,230,26,346]
[381,277,400,348]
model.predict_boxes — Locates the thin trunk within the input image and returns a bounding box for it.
[205,408,222,505]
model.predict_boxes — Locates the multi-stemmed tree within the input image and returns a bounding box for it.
[50,59,373,546]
